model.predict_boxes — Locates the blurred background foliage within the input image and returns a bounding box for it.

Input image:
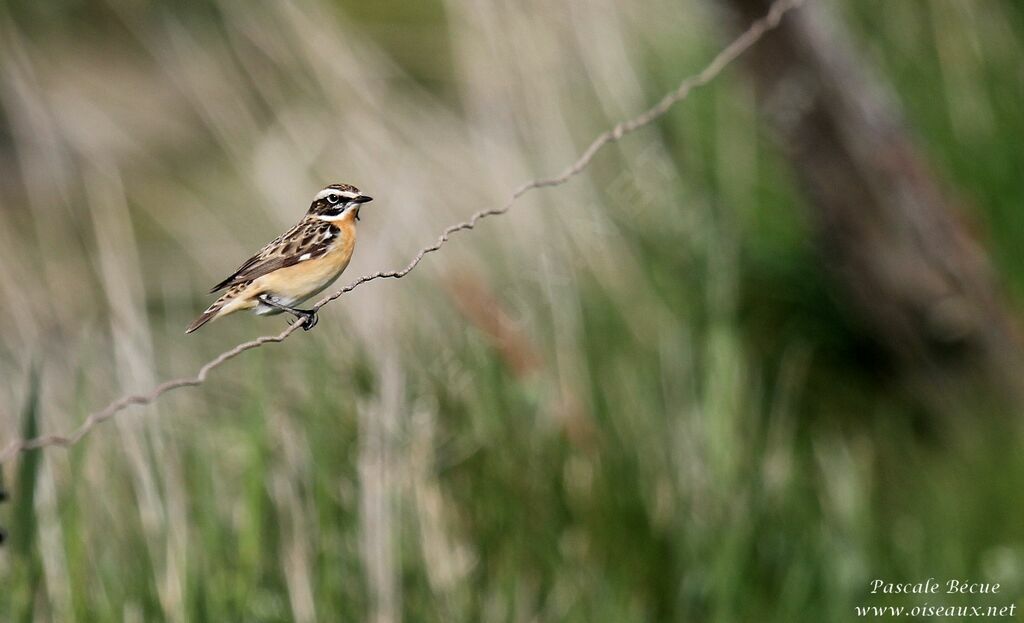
[0,0,1022,621]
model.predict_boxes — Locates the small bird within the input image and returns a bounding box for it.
[186,183,372,334]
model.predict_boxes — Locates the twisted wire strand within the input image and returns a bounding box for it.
[0,0,806,465]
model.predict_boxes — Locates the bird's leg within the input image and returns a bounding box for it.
[258,295,318,331]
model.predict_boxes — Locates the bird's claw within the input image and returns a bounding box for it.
[288,310,318,331]
[301,311,318,331]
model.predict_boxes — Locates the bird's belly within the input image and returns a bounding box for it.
[250,252,352,314]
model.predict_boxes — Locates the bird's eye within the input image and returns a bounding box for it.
[327,193,341,205]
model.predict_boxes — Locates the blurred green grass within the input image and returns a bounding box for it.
[0,0,1023,621]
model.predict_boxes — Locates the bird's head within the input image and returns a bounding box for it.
[307,183,373,222]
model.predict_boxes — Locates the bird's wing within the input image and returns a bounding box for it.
[209,221,340,292]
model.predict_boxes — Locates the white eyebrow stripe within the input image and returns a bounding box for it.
[314,187,359,201]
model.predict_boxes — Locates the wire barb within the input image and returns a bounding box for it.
[0,0,807,465]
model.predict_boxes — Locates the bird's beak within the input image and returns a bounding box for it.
[352,195,371,221]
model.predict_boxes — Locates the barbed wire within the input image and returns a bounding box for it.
[0,0,806,465]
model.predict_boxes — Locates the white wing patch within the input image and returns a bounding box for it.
[299,253,312,261]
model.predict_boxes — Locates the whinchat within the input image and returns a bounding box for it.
[186,183,372,334]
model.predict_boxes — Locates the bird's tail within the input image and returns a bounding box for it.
[185,293,233,334]
[185,307,221,334]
